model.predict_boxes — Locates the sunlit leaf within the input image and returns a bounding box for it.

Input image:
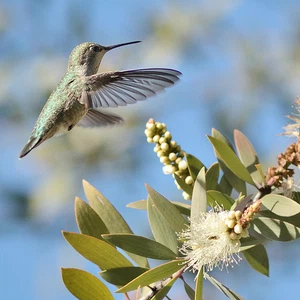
[234,130,262,184]
[100,267,148,286]
[147,196,178,254]
[116,260,185,293]
[211,128,235,150]
[206,274,244,300]
[207,190,235,210]
[126,199,147,210]
[185,153,206,180]
[211,130,246,194]
[75,197,108,240]
[146,184,187,232]
[127,199,191,216]
[82,180,148,268]
[191,168,207,221]
[195,267,203,300]
[151,276,178,300]
[261,194,300,216]
[243,244,269,276]
[102,234,177,260]
[62,268,113,300]
[259,210,300,228]
[208,136,255,186]
[62,231,132,269]
[252,217,300,241]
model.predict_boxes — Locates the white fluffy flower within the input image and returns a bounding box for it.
[178,209,241,278]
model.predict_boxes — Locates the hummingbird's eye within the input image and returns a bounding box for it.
[91,45,101,52]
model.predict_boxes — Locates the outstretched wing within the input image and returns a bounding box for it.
[80,68,181,109]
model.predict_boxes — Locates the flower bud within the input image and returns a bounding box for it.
[153,135,160,143]
[229,232,238,240]
[169,153,177,161]
[153,145,160,153]
[182,191,191,200]
[175,157,182,164]
[160,156,169,164]
[157,150,165,158]
[235,210,242,220]
[185,176,193,185]
[227,219,236,229]
[163,165,175,174]
[234,224,243,234]
[147,137,153,143]
[159,137,166,144]
[178,160,188,170]
[165,131,172,139]
[228,211,236,220]
[161,143,169,151]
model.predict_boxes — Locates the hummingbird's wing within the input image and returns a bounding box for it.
[77,109,124,127]
[81,68,181,108]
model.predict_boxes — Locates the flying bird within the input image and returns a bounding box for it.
[19,41,181,158]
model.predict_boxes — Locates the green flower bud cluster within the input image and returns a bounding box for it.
[225,210,249,240]
[145,119,193,200]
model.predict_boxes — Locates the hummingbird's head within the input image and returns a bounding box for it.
[67,41,141,76]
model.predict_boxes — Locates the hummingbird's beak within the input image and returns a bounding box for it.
[103,41,141,51]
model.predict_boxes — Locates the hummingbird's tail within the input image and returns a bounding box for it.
[19,136,43,158]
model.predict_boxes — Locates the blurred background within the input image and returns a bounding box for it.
[1,0,300,299]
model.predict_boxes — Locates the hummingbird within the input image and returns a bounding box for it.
[19,41,181,158]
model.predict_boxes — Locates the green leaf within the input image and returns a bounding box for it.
[207,190,235,210]
[261,194,300,217]
[240,236,265,251]
[219,161,246,195]
[126,199,148,210]
[100,267,148,286]
[219,175,233,195]
[82,180,148,268]
[147,196,178,254]
[75,197,108,240]
[191,168,207,221]
[234,130,262,184]
[243,244,269,276]
[102,234,177,260]
[259,210,300,228]
[185,153,206,180]
[195,268,203,300]
[208,136,255,186]
[116,260,185,293]
[127,200,191,216]
[171,202,191,216]
[252,217,300,241]
[62,268,113,300]
[174,174,193,195]
[292,191,300,204]
[183,281,195,299]
[151,276,178,300]
[206,162,220,191]
[62,231,132,269]
[206,274,244,300]
[146,184,187,233]
[211,128,235,150]
[211,131,245,195]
